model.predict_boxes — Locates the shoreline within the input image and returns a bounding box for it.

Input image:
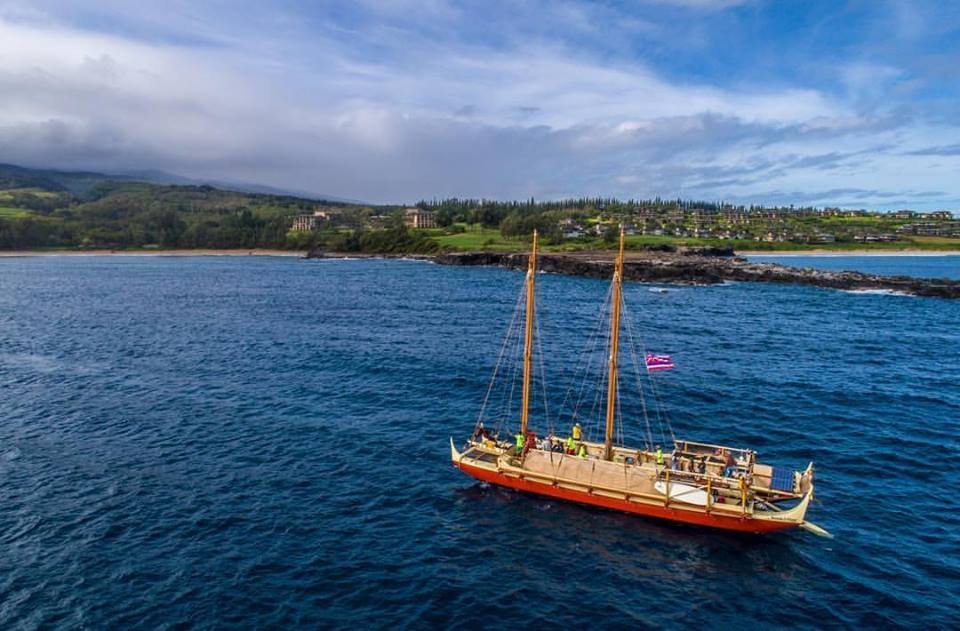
[0,248,305,258]
[737,249,960,257]
[3,247,960,259]
[425,251,960,299]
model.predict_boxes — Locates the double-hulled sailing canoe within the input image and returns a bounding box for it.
[451,228,828,536]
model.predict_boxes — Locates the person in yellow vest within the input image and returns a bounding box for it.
[578,443,587,459]
[572,422,582,441]
[565,435,576,454]
[655,445,664,466]
[515,432,525,455]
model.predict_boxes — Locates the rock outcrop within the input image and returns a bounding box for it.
[305,249,960,299]
[434,251,960,299]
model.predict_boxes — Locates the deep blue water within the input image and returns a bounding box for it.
[2,255,959,628]
[748,254,960,280]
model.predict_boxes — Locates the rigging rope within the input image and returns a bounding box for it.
[534,301,551,435]
[621,297,676,447]
[558,283,612,428]
[500,303,526,436]
[621,300,655,450]
[568,285,613,430]
[475,286,525,433]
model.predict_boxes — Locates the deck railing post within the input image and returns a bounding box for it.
[706,477,712,513]
[740,477,747,514]
[664,468,670,507]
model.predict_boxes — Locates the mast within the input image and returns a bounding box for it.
[604,226,625,460]
[520,229,538,436]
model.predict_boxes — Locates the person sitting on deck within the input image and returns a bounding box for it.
[697,457,707,474]
[723,450,737,476]
[515,432,525,455]
[572,422,582,441]
[472,423,493,441]
[655,445,664,467]
[565,435,576,454]
[671,452,681,471]
[578,444,588,459]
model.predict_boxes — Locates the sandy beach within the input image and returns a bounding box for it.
[0,249,305,258]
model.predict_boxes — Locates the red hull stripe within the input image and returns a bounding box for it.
[456,461,797,534]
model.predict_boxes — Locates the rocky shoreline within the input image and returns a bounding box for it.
[306,248,960,299]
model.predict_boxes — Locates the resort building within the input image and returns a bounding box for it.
[291,208,340,232]
[291,214,319,232]
[404,208,437,229]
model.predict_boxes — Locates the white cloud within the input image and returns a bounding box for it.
[0,4,956,208]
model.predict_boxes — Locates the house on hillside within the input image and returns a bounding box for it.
[892,210,918,219]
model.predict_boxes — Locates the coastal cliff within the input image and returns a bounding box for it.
[306,249,960,299]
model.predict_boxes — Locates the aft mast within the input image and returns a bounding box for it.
[604,226,625,460]
[520,229,538,436]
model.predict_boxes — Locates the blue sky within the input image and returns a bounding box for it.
[1,0,959,208]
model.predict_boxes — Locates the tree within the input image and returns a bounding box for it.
[602,224,619,244]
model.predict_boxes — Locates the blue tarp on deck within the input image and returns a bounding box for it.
[770,467,794,492]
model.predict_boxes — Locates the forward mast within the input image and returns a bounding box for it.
[604,226,625,460]
[519,229,537,436]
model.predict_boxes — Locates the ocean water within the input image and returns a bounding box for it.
[748,254,960,280]
[1,255,959,628]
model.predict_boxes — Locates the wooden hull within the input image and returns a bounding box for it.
[453,449,802,535]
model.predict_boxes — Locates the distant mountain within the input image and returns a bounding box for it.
[0,163,362,204]
[0,163,121,196]
[110,168,365,203]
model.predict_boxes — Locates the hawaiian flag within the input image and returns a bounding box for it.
[645,353,675,372]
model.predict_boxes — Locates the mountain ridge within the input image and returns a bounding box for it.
[0,162,361,203]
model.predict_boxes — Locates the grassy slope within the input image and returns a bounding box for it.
[429,225,960,252]
[0,207,33,218]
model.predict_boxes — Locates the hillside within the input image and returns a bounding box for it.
[2,163,958,253]
[0,164,371,250]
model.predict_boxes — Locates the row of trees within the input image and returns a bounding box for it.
[0,211,294,250]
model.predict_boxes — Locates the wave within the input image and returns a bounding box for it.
[840,288,915,297]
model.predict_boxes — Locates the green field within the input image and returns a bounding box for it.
[0,187,61,199]
[0,206,33,218]
[432,227,525,251]
[429,227,960,253]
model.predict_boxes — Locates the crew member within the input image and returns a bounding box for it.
[655,445,664,466]
[572,422,582,441]
[724,450,736,477]
[515,432,525,455]
[578,444,588,459]
[565,435,576,454]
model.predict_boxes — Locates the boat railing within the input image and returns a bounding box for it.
[659,466,747,494]
[659,465,803,502]
[676,439,755,458]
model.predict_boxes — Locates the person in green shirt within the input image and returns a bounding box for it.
[515,432,525,455]
[655,445,664,466]
[565,435,576,454]
[578,443,587,459]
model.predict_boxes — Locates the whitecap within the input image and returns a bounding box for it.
[840,288,915,297]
